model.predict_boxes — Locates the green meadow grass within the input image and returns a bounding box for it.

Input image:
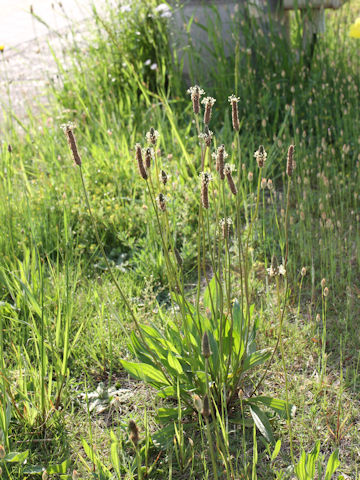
[0,0,359,478]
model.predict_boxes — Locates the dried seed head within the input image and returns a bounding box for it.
[248,171,253,182]
[187,85,205,115]
[212,145,228,180]
[267,179,273,190]
[135,143,148,180]
[201,331,211,358]
[200,172,212,209]
[301,267,307,276]
[201,96,216,125]
[261,177,267,189]
[254,145,267,168]
[156,193,166,211]
[201,394,210,418]
[62,123,81,166]
[146,127,159,145]
[228,94,240,131]
[323,287,329,297]
[287,144,295,176]
[129,420,139,446]
[7,144,12,153]
[160,170,168,185]
[144,147,153,169]
[321,278,326,289]
[224,164,237,195]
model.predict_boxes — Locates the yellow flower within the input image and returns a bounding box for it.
[0,45,4,52]
[349,17,360,39]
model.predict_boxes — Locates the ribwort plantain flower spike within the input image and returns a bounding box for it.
[144,147,153,170]
[287,144,295,176]
[160,170,168,185]
[200,172,212,209]
[224,163,237,195]
[146,127,159,145]
[228,94,240,131]
[202,331,211,358]
[199,126,213,147]
[156,193,166,211]
[129,420,140,446]
[201,96,216,125]
[187,85,204,115]
[219,217,233,239]
[135,143,148,180]
[212,144,228,180]
[254,145,267,168]
[62,123,81,166]
[202,394,210,418]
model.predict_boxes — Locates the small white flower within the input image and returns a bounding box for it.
[142,146,154,158]
[144,59,151,66]
[150,63,158,70]
[228,94,240,103]
[199,131,213,139]
[200,171,213,184]
[201,96,216,106]
[211,147,228,160]
[254,145,267,168]
[278,264,286,276]
[219,217,233,226]
[60,121,76,132]
[155,3,172,18]
[145,129,160,145]
[267,266,275,277]
[187,85,205,96]
[224,163,236,174]
[267,263,286,277]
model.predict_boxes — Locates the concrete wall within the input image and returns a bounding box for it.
[168,0,285,80]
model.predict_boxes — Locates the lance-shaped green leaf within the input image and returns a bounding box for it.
[249,405,275,444]
[242,349,271,372]
[121,360,170,387]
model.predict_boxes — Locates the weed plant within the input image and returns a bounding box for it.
[0,0,359,478]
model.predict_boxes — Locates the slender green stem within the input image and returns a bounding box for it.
[204,357,219,480]
[276,277,294,465]
[78,166,171,383]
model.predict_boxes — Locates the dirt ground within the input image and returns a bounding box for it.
[0,1,103,125]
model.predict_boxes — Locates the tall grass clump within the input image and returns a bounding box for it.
[51,0,176,131]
